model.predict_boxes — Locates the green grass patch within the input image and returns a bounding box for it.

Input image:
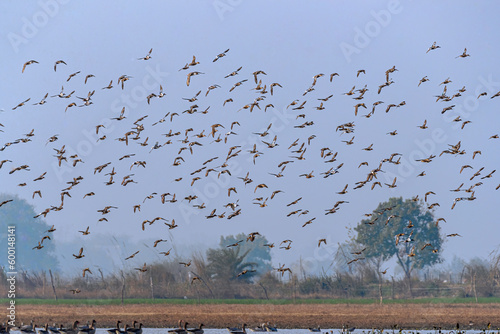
[1,297,500,305]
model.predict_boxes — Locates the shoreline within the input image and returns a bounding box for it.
[11,303,500,330]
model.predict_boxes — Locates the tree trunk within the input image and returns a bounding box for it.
[299,256,306,280]
[395,252,413,298]
[150,276,154,300]
[42,271,46,297]
[49,269,58,301]
[377,272,383,305]
[407,273,413,299]
[391,276,395,300]
[258,282,270,300]
[375,256,383,304]
[98,268,106,288]
[121,274,125,305]
[472,272,478,303]
[193,282,200,304]
[378,280,383,304]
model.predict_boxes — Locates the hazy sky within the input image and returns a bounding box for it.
[1,1,499,277]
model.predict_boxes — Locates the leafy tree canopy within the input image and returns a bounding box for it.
[219,233,272,274]
[353,197,443,278]
[0,194,59,272]
[206,246,258,282]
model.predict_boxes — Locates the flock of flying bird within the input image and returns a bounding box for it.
[1,42,499,283]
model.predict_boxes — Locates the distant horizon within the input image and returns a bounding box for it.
[2,194,494,279]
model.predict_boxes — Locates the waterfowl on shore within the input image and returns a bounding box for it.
[341,325,356,333]
[77,320,96,334]
[20,322,37,334]
[58,321,79,334]
[126,322,138,331]
[47,324,60,334]
[249,323,277,333]
[227,324,247,334]
[17,321,34,333]
[20,326,37,334]
[186,324,203,334]
[77,321,89,330]
[115,324,130,334]
[0,325,11,334]
[168,320,187,334]
[264,323,277,332]
[106,321,122,334]
[248,324,266,333]
[38,324,50,334]
[127,322,143,334]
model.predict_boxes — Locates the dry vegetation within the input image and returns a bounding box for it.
[15,303,500,329]
[5,255,500,301]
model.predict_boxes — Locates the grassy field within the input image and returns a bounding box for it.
[5,300,500,330]
[3,297,500,305]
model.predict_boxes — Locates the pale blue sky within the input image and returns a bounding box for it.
[1,1,499,276]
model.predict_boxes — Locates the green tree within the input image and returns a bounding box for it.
[219,233,272,275]
[353,197,443,296]
[0,194,59,272]
[206,245,258,282]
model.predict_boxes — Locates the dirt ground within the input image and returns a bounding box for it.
[14,303,500,330]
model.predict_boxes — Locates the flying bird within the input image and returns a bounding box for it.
[54,60,67,71]
[125,251,140,260]
[82,268,92,277]
[73,247,85,259]
[135,263,148,272]
[213,48,229,62]
[22,60,38,73]
[426,41,440,53]
[138,48,153,60]
[456,48,470,58]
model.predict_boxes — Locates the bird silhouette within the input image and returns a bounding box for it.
[22,60,39,73]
